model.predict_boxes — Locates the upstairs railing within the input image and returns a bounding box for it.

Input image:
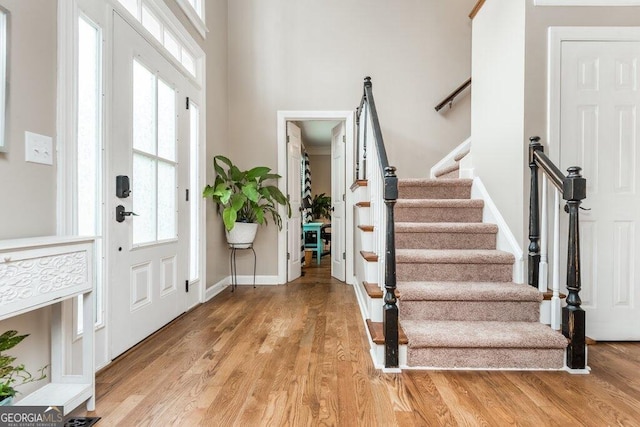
[528,136,587,370]
[355,77,399,368]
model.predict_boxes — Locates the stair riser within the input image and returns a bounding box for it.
[407,348,565,369]
[398,186,471,200]
[400,301,540,322]
[395,232,496,250]
[356,207,370,225]
[395,207,483,223]
[359,232,373,251]
[397,263,512,282]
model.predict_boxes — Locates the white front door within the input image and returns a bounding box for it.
[287,122,302,281]
[331,123,346,281]
[109,12,190,357]
[560,40,640,340]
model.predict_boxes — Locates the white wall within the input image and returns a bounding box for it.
[228,0,476,275]
[471,0,527,245]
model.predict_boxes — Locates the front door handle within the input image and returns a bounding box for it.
[116,205,138,222]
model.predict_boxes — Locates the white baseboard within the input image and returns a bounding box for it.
[471,177,525,284]
[205,277,230,301]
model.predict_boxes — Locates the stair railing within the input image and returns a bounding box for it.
[528,136,587,370]
[355,77,399,368]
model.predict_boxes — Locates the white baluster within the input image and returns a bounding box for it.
[551,188,561,330]
[539,179,549,293]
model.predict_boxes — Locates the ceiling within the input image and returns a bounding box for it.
[294,120,340,151]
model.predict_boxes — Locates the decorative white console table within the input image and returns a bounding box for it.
[0,236,95,415]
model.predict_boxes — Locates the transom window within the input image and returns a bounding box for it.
[118,0,199,77]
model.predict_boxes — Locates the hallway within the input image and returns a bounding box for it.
[72,258,640,425]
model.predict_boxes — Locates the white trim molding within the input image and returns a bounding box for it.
[174,0,208,39]
[276,111,355,285]
[536,0,640,5]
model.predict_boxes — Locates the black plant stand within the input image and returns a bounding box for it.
[229,243,256,291]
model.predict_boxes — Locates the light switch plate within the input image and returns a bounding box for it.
[25,131,53,165]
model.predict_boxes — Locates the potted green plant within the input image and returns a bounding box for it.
[311,193,332,220]
[0,330,47,405]
[203,155,291,248]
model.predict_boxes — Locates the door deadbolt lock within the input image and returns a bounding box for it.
[116,205,138,222]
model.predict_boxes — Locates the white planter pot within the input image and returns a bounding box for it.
[226,222,258,248]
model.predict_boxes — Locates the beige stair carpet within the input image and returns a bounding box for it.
[394,177,566,369]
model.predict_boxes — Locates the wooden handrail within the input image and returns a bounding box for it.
[469,0,486,19]
[528,136,587,370]
[356,77,399,369]
[435,78,471,112]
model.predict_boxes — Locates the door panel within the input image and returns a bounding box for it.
[331,123,346,281]
[560,40,640,340]
[287,122,302,281]
[109,12,188,358]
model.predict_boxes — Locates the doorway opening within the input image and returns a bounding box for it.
[276,111,355,285]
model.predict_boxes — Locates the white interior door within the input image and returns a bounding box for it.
[287,122,302,281]
[560,40,640,340]
[331,122,346,281]
[109,12,189,357]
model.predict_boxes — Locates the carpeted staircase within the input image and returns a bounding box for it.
[394,177,568,369]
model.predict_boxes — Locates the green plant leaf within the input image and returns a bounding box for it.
[230,165,244,182]
[258,173,281,183]
[230,193,246,212]
[0,331,28,352]
[253,206,264,224]
[213,155,232,180]
[222,207,237,231]
[242,183,260,202]
[246,166,271,180]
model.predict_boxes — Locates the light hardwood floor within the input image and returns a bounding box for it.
[73,257,640,426]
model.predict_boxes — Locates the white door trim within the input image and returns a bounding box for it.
[276,111,355,285]
[548,27,640,163]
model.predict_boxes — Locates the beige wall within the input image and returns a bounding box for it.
[203,0,230,288]
[0,0,58,398]
[471,0,526,244]
[0,0,57,240]
[308,154,331,199]
[228,0,476,275]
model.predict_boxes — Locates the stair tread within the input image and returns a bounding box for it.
[395,222,497,233]
[396,199,483,207]
[401,320,568,349]
[397,281,542,302]
[398,178,472,187]
[367,319,409,345]
[396,249,514,264]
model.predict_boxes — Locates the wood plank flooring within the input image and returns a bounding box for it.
[72,257,640,426]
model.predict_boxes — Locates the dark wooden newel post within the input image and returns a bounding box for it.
[528,136,543,288]
[383,166,399,369]
[562,166,587,369]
